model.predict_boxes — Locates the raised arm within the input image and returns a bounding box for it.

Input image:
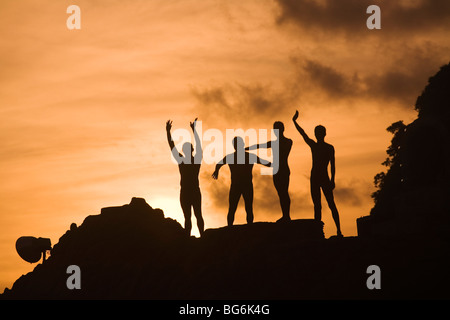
[190,118,203,164]
[166,120,182,162]
[292,110,314,147]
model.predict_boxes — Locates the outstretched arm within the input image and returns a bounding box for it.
[292,110,314,147]
[253,154,272,167]
[166,120,182,161]
[212,156,227,180]
[190,118,203,164]
[245,141,272,150]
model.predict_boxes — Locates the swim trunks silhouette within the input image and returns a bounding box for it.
[246,121,293,222]
[212,136,272,226]
[166,118,204,236]
[292,110,343,237]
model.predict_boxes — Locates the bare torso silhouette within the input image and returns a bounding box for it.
[218,151,256,226]
[213,137,271,226]
[310,141,334,180]
[292,110,342,237]
[277,136,293,176]
[247,123,293,222]
[273,136,293,221]
[166,119,204,237]
[228,153,255,185]
[178,162,201,190]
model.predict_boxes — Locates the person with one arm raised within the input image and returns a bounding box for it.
[292,110,342,237]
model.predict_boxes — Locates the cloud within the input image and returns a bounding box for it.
[187,1,450,125]
[292,49,449,108]
[274,0,367,35]
[273,0,450,36]
[192,51,447,118]
[333,179,373,207]
[298,59,356,100]
[191,82,299,127]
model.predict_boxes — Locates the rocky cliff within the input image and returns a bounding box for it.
[2,197,449,299]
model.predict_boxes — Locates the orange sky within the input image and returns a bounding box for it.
[1,0,449,291]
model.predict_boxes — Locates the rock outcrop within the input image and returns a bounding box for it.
[2,197,449,299]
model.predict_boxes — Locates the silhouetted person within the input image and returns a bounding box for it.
[292,110,342,237]
[246,121,293,222]
[166,118,204,237]
[212,136,272,226]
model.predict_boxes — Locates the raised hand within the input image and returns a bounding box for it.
[190,117,198,131]
[166,120,173,131]
[292,110,299,121]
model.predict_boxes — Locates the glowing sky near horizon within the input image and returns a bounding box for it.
[1,0,449,291]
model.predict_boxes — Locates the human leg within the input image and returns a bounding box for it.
[180,190,192,236]
[274,173,291,221]
[322,183,342,236]
[242,183,254,224]
[227,184,241,226]
[310,177,322,221]
[192,189,204,236]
